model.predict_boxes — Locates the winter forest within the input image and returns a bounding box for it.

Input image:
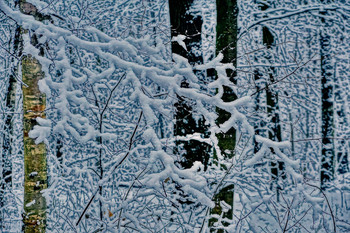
[0,0,350,232]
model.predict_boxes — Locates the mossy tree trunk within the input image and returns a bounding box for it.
[210,0,238,231]
[22,56,47,233]
[19,1,49,232]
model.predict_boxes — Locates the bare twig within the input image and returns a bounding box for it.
[305,182,336,233]
[76,189,99,226]
[285,206,312,232]
[251,53,318,96]
[100,73,126,119]
[117,166,147,229]
[76,110,143,226]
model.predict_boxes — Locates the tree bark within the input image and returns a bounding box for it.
[210,0,238,231]
[253,70,265,154]
[259,0,285,198]
[169,0,210,170]
[20,1,48,232]
[22,56,47,233]
[320,1,335,189]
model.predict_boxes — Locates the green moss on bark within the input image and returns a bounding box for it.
[22,56,47,233]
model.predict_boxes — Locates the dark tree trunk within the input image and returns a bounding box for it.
[320,1,335,189]
[335,106,349,175]
[258,0,286,197]
[210,0,238,231]
[263,26,285,198]
[265,67,285,192]
[253,70,265,154]
[215,0,238,158]
[169,0,210,170]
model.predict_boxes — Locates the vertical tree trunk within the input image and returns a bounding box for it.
[22,56,47,233]
[253,70,265,154]
[263,26,285,198]
[210,0,238,231]
[169,0,210,170]
[20,1,48,232]
[258,0,286,197]
[215,0,238,157]
[265,69,284,192]
[319,1,335,189]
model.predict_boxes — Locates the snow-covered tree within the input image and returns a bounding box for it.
[0,0,349,232]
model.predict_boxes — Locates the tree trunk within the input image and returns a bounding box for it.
[169,0,210,170]
[20,1,48,232]
[263,25,285,199]
[210,0,238,231]
[320,1,335,189]
[265,68,284,195]
[259,0,286,198]
[253,70,265,154]
[22,56,47,233]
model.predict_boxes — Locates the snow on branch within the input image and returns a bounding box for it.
[0,1,305,230]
